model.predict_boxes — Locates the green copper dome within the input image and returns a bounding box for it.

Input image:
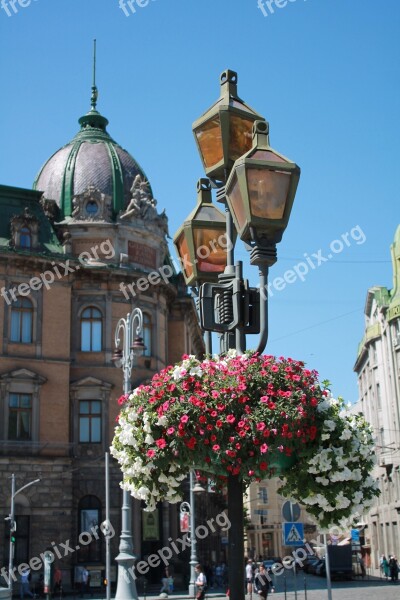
[33,97,151,220]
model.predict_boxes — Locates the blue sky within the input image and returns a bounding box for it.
[1,0,399,402]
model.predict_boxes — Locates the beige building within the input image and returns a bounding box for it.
[0,87,204,589]
[353,225,400,569]
[244,479,317,560]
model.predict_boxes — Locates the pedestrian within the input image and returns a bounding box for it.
[380,555,389,579]
[195,564,207,600]
[80,566,90,597]
[160,567,170,594]
[253,564,270,600]
[20,567,34,599]
[245,559,254,597]
[358,554,366,578]
[53,566,62,596]
[389,555,399,582]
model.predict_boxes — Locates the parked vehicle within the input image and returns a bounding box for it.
[303,556,321,574]
[307,559,324,575]
[263,557,282,573]
[327,545,353,580]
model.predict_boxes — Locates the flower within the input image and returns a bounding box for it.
[111,351,379,529]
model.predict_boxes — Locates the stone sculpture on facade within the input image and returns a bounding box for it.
[119,174,170,237]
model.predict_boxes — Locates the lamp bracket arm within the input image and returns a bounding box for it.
[255,263,269,355]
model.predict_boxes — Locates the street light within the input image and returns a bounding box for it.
[113,309,145,600]
[174,70,300,600]
[180,471,205,597]
[7,474,40,596]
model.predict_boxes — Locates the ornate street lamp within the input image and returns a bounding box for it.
[225,120,300,249]
[179,471,205,597]
[113,309,145,600]
[192,70,264,182]
[173,178,228,286]
[178,70,301,600]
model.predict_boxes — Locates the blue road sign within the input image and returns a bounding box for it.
[351,528,360,543]
[283,522,304,546]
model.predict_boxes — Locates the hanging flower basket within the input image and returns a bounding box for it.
[111,351,379,529]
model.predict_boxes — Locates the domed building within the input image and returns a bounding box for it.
[0,80,205,592]
[33,89,153,219]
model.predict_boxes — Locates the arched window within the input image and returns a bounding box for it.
[81,307,102,351]
[19,227,32,248]
[78,495,101,563]
[143,313,152,357]
[10,298,33,343]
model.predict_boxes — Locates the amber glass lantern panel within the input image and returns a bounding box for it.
[229,115,254,162]
[246,168,291,219]
[193,228,227,273]
[251,150,287,163]
[226,172,247,231]
[195,116,224,169]
[176,232,194,279]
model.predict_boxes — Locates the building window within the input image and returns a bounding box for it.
[258,487,268,504]
[78,496,101,563]
[393,320,400,346]
[376,383,382,410]
[81,307,102,351]
[143,313,152,357]
[8,393,32,440]
[19,227,32,248]
[79,400,101,443]
[10,298,33,343]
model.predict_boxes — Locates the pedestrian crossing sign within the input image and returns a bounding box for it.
[283,522,304,546]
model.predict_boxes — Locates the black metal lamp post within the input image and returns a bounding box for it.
[175,71,300,600]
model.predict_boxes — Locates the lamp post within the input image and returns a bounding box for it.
[7,474,40,596]
[174,70,300,600]
[112,309,145,600]
[180,472,205,597]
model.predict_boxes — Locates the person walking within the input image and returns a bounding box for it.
[253,564,270,600]
[80,566,90,597]
[53,566,62,596]
[381,555,389,579]
[389,555,399,582]
[245,560,254,598]
[195,564,207,600]
[20,567,34,599]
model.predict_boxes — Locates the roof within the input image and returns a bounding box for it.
[33,105,151,220]
[0,184,64,256]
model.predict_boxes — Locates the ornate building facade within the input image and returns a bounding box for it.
[354,225,400,570]
[0,88,204,590]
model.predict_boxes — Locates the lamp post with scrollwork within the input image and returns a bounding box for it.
[112,309,145,600]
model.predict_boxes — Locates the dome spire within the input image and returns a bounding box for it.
[78,39,109,133]
[91,38,98,111]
